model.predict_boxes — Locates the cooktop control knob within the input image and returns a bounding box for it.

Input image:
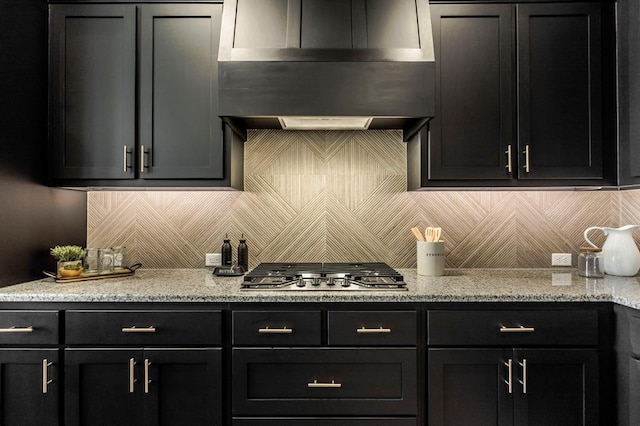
[327,277,335,286]
[296,278,306,288]
[312,277,320,286]
[341,280,351,288]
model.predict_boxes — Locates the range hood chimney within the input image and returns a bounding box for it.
[218,0,435,141]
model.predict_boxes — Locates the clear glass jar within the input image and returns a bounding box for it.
[112,246,126,269]
[578,246,603,278]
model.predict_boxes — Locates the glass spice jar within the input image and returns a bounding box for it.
[578,246,604,278]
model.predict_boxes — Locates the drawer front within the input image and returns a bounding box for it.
[65,310,221,345]
[233,419,417,425]
[233,311,321,346]
[428,309,598,346]
[0,310,59,345]
[328,311,417,346]
[233,348,417,416]
[627,310,640,356]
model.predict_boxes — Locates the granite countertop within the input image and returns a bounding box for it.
[1,268,640,308]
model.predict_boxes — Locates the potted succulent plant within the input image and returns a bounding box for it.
[50,245,86,278]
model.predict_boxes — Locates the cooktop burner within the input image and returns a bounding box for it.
[242,262,407,291]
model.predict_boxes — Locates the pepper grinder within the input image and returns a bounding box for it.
[221,234,232,266]
[238,234,248,271]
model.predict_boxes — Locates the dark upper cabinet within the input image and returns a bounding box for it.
[427,4,514,181]
[409,2,614,188]
[49,3,240,187]
[517,3,602,181]
[49,4,136,180]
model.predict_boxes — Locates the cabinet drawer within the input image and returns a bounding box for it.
[428,309,598,346]
[328,311,417,346]
[0,310,59,345]
[233,348,417,416]
[627,310,640,356]
[233,311,321,346]
[65,310,221,345]
[233,419,416,425]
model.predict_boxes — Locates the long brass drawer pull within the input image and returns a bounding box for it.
[122,326,156,333]
[258,327,292,334]
[499,326,535,333]
[357,327,391,334]
[505,144,513,173]
[42,359,53,394]
[129,358,137,393]
[0,326,34,333]
[308,380,342,388]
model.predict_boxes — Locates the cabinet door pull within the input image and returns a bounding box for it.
[500,325,535,333]
[144,359,151,394]
[42,359,53,394]
[519,359,528,394]
[505,145,513,173]
[523,145,530,173]
[504,359,513,394]
[123,145,129,173]
[129,358,137,393]
[140,145,146,173]
[0,326,34,333]
[122,326,156,333]
[356,327,391,334]
[307,379,342,388]
[258,327,292,334]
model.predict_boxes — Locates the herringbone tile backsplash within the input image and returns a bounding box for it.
[88,130,631,269]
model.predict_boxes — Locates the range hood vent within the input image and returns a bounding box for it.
[218,0,435,141]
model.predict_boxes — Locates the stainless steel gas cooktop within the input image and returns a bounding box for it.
[241,262,407,291]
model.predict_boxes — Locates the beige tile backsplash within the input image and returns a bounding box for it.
[88,130,634,269]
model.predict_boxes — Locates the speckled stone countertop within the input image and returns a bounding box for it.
[1,268,640,309]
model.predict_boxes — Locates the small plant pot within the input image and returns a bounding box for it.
[58,260,84,278]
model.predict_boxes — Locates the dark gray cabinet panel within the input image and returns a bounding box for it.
[49,4,136,180]
[233,0,288,48]
[428,4,514,181]
[0,349,60,426]
[517,3,602,180]
[138,4,224,179]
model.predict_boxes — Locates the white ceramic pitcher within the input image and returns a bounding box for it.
[584,225,640,276]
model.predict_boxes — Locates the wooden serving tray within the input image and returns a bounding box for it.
[43,263,141,283]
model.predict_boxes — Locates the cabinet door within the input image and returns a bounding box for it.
[138,4,224,179]
[0,349,59,426]
[143,348,222,426]
[49,4,136,179]
[65,348,143,426]
[427,4,514,181]
[513,349,598,426]
[428,348,513,426]
[517,3,602,180]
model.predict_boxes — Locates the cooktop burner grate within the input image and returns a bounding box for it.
[242,262,407,291]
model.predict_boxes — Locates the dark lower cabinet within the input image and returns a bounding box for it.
[0,349,60,426]
[233,419,417,425]
[65,348,222,426]
[428,348,598,426]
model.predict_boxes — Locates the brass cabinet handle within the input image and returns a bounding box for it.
[122,326,156,333]
[123,145,128,173]
[523,145,530,173]
[144,359,151,394]
[505,145,513,173]
[258,327,292,334]
[307,379,341,388]
[0,326,34,333]
[519,359,528,394]
[140,145,146,173]
[42,359,53,394]
[356,327,391,334]
[504,359,513,394]
[500,326,535,333]
[129,358,137,393]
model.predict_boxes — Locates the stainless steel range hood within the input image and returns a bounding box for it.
[218,0,435,141]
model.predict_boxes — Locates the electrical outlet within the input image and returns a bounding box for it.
[551,253,572,267]
[205,253,221,267]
